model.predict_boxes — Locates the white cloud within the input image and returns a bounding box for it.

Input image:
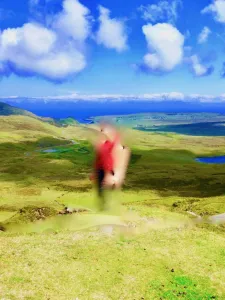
[96,6,128,52]
[187,94,225,102]
[202,0,225,23]
[141,92,185,101]
[167,92,185,100]
[10,92,225,103]
[142,23,184,72]
[1,24,56,56]
[0,0,91,81]
[52,0,91,42]
[190,55,213,77]
[4,93,225,103]
[198,26,211,44]
[37,91,186,101]
[190,55,207,76]
[138,0,182,24]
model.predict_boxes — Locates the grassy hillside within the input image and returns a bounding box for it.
[56,117,79,127]
[0,115,92,143]
[0,101,79,128]
[0,115,225,299]
[0,102,37,118]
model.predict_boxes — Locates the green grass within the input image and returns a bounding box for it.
[56,117,79,127]
[1,209,224,299]
[1,115,225,299]
[0,102,36,118]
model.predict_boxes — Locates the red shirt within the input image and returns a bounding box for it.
[95,135,120,172]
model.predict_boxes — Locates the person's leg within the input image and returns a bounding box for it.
[96,169,106,211]
[97,169,116,211]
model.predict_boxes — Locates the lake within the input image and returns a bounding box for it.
[196,156,225,164]
[39,147,90,154]
[41,149,57,153]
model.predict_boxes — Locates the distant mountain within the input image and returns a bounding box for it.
[0,102,37,118]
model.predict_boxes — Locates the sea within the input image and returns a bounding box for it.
[4,99,225,124]
[3,99,225,136]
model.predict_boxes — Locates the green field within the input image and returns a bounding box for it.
[93,112,225,126]
[93,113,225,137]
[0,114,225,299]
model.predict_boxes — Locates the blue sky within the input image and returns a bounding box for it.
[0,0,225,99]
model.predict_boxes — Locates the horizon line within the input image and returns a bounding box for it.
[1,92,225,103]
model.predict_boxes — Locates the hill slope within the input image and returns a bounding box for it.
[0,102,37,118]
[0,114,225,298]
[0,115,95,144]
[0,101,80,127]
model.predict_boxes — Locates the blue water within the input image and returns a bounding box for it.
[3,99,225,136]
[40,147,89,154]
[196,156,225,164]
[5,99,225,123]
[41,149,57,153]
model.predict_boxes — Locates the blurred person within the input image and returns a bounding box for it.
[90,123,130,211]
